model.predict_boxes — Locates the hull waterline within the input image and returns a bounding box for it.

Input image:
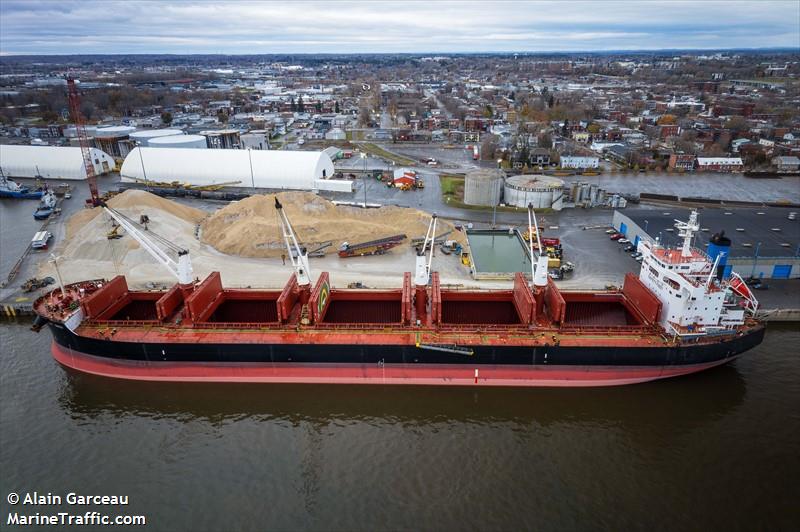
[51,339,747,387]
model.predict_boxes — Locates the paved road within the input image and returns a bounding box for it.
[570,172,800,203]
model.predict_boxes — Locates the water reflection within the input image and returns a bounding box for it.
[58,364,746,436]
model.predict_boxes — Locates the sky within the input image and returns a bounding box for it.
[0,0,798,55]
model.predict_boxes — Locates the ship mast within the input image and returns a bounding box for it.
[274,197,311,286]
[674,210,700,257]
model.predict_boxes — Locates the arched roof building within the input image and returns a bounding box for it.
[120,148,349,192]
[0,145,115,180]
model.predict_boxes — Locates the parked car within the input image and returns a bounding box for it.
[548,269,563,280]
[610,233,623,240]
[618,238,630,244]
[635,256,644,262]
[623,244,636,252]
[631,252,642,258]
[605,229,617,234]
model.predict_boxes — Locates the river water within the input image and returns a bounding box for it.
[1,322,797,531]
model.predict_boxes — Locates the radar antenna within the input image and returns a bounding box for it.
[674,210,700,257]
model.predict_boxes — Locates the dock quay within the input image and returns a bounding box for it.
[1,195,66,290]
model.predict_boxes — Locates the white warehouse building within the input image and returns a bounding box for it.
[0,145,115,180]
[120,148,351,192]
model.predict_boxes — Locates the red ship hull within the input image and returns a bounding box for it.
[52,342,738,387]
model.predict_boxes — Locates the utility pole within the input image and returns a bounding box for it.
[361,152,368,208]
[247,148,255,189]
[751,241,761,279]
[136,141,149,188]
[493,158,503,228]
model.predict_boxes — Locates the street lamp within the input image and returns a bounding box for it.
[136,141,149,188]
[493,158,503,228]
[247,148,255,189]
[361,152,368,208]
[751,241,761,279]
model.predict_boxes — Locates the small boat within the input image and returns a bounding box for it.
[33,191,57,220]
[0,176,44,199]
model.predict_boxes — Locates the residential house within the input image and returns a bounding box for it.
[668,153,695,171]
[696,157,743,172]
[529,148,550,165]
[560,155,600,169]
[772,156,800,172]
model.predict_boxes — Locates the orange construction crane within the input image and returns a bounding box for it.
[66,76,100,207]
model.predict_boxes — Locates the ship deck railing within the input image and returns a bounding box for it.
[558,324,656,334]
[83,319,659,336]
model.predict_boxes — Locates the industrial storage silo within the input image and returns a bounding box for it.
[130,129,185,147]
[149,134,208,149]
[94,125,136,158]
[463,168,505,206]
[503,174,565,211]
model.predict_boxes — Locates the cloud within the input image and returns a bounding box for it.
[0,0,798,54]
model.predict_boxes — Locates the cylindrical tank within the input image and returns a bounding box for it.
[589,184,599,206]
[708,231,732,279]
[94,125,136,139]
[130,129,185,147]
[148,134,208,149]
[463,168,504,206]
[570,182,580,203]
[503,174,565,211]
[580,183,590,204]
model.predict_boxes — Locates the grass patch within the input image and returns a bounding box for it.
[440,174,464,196]
[359,143,417,166]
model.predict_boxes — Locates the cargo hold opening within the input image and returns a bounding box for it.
[437,290,522,325]
[322,290,403,324]
[561,293,643,327]
[204,290,282,323]
[102,292,162,321]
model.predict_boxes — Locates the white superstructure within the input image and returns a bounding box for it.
[637,210,758,337]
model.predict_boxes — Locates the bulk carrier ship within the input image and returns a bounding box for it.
[32,201,764,387]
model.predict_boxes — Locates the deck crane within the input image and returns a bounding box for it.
[528,203,550,289]
[414,213,438,286]
[66,76,101,207]
[414,213,437,319]
[103,206,193,287]
[275,197,311,287]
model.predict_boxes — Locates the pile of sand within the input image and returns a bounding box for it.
[200,192,463,258]
[58,190,205,265]
[65,190,205,239]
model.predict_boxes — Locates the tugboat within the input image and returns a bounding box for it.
[31,205,764,387]
[33,191,57,220]
[0,174,44,200]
